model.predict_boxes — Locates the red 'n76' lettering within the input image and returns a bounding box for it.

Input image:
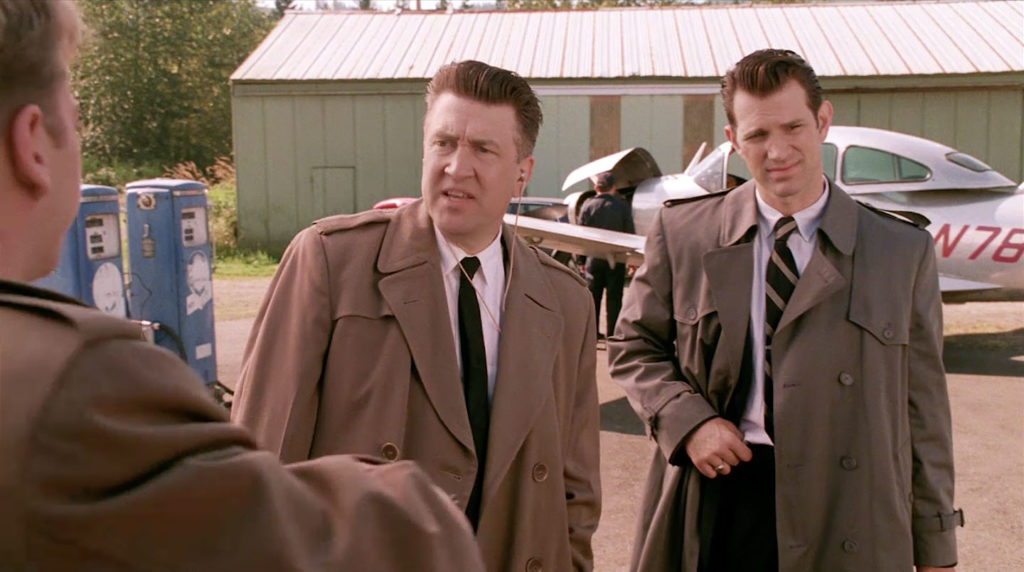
[933,224,1024,263]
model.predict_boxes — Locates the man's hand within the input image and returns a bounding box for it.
[683,417,753,478]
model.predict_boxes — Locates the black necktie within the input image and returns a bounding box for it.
[458,256,489,529]
[764,217,799,440]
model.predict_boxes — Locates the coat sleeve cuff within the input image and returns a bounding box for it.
[651,393,718,464]
[913,509,963,567]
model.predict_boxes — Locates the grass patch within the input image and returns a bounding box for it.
[213,248,279,278]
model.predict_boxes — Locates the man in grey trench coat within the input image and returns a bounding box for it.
[609,49,962,571]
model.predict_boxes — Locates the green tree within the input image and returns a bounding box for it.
[75,0,275,175]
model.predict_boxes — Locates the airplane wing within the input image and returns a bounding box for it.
[938,275,1003,293]
[505,214,645,266]
[508,213,1012,296]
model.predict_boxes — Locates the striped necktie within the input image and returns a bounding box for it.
[764,216,799,440]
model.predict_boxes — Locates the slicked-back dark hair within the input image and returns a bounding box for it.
[426,60,542,160]
[0,0,80,141]
[721,49,823,127]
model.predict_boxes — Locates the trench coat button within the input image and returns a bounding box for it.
[841,539,859,553]
[883,328,894,340]
[838,372,854,386]
[380,442,399,461]
[532,463,549,482]
[840,456,858,471]
[525,557,543,572]
[685,306,698,321]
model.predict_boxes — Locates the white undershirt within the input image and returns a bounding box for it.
[434,227,505,402]
[741,179,830,446]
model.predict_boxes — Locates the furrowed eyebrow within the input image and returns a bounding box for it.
[430,129,456,141]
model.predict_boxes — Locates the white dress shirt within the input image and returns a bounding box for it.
[741,179,830,445]
[435,227,505,402]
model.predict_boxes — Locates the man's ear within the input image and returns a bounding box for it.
[724,123,738,151]
[515,155,535,197]
[816,100,834,142]
[8,104,50,198]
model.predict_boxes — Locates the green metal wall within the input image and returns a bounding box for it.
[621,95,685,176]
[531,95,590,198]
[233,88,425,252]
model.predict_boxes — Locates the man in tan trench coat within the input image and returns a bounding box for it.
[232,61,601,571]
[0,2,484,569]
[609,49,961,571]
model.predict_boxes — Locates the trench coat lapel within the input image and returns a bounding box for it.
[484,227,562,493]
[376,201,474,452]
[776,183,857,333]
[701,184,758,408]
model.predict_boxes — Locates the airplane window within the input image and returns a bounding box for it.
[821,143,837,180]
[841,146,930,184]
[899,156,930,180]
[946,152,992,172]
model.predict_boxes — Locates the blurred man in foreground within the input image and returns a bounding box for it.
[0,2,483,569]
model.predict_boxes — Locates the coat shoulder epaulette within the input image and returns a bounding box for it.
[855,201,929,230]
[531,247,588,288]
[313,208,395,236]
[663,189,731,209]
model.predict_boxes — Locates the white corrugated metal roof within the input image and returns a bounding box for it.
[232,1,1024,82]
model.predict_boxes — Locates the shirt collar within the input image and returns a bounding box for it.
[755,176,830,242]
[434,226,504,285]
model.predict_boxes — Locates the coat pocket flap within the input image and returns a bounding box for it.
[848,300,909,345]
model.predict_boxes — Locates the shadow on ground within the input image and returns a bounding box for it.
[943,328,1024,377]
[601,397,646,435]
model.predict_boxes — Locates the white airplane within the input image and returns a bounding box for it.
[505,126,1024,299]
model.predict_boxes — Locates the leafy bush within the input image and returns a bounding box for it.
[207,183,240,252]
[205,181,279,278]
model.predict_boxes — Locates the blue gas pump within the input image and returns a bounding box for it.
[125,179,217,385]
[34,184,127,317]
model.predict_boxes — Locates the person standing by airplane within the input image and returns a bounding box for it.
[579,171,634,339]
[609,49,961,571]
[232,60,601,571]
[0,2,485,570]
